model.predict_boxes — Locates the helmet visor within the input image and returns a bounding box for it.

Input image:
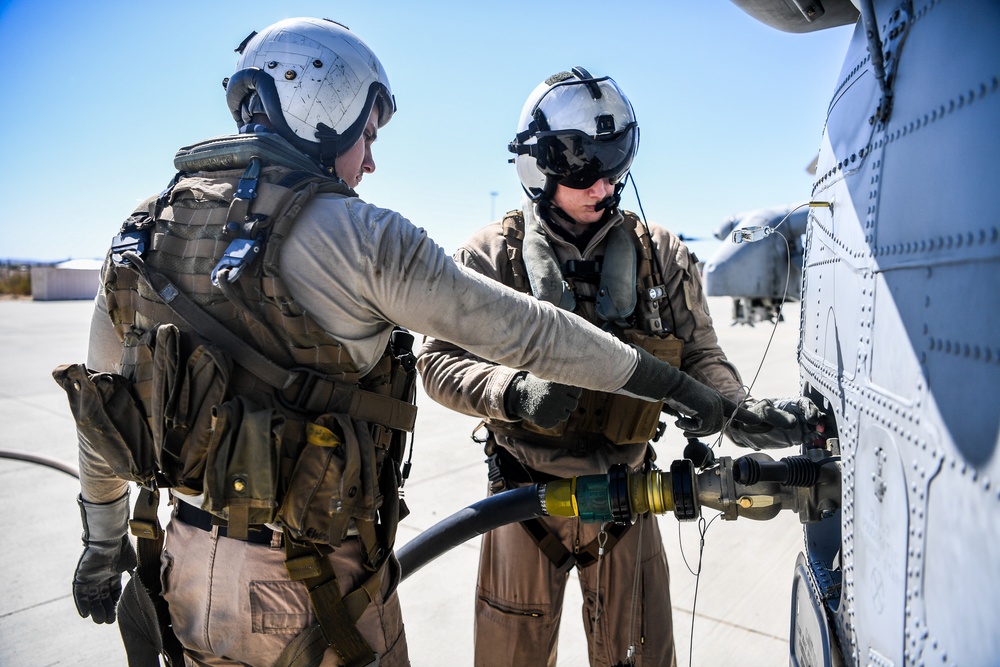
[533,125,637,190]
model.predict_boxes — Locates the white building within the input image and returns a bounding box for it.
[30,259,102,301]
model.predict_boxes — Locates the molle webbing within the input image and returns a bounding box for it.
[105,165,361,383]
[493,209,678,447]
[501,210,531,294]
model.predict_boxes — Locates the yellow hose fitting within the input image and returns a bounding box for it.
[543,478,579,517]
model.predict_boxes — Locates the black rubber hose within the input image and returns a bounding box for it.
[0,449,79,478]
[397,484,545,581]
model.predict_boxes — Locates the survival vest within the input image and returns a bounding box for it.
[490,208,684,451]
[54,132,416,667]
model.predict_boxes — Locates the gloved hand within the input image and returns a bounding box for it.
[505,372,582,429]
[728,397,824,450]
[623,347,762,437]
[74,491,136,624]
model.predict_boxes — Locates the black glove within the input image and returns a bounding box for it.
[74,491,136,624]
[505,372,582,429]
[728,397,823,450]
[622,347,762,438]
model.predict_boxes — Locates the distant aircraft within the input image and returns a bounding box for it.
[702,204,809,325]
[727,0,1000,665]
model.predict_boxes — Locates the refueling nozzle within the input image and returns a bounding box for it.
[538,447,840,526]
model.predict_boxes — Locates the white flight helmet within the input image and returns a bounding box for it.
[225,17,395,173]
[510,67,638,202]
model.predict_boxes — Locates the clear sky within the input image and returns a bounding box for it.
[0,1,853,264]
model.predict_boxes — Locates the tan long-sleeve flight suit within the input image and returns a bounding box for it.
[418,201,747,667]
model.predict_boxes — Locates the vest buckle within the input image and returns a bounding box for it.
[211,235,263,286]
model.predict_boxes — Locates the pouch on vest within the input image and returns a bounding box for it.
[202,396,284,539]
[601,331,685,445]
[277,412,378,547]
[52,363,156,484]
[150,324,231,493]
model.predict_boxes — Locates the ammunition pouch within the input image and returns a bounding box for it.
[510,330,683,447]
[150,324,232,494]
[277,412,380,548]
[52,363,157,485]
[203,396,284,540]
[600,330,684,445]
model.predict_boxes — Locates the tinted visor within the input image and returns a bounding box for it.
[534,124,637,189]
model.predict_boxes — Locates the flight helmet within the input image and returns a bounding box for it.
[225,17,396,173]
[509,67,638,203]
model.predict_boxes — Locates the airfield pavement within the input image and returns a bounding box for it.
[1,295,806,666]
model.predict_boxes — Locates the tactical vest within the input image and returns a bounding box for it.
[102,133,416,549]
[55,133,417,666]
[490,208,683,451]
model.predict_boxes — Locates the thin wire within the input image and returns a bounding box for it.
[591,523,610,661]
[676,512,722,667]
[624,513,647,664]
[627,172,679,334]
[742,208,798,397]
[677,204,803,663]
[625,179,806,665]
[711,206,797,454]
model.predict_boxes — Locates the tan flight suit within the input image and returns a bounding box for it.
[418,201,747,667]
[80,141,655,666]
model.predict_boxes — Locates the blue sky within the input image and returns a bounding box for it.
[0,1,852,263]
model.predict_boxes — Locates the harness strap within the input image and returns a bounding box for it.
[119,251,416,432]
[520,517,632,571]
[279,538,385,667]
[501,211,530,294]
[120,486,184,666]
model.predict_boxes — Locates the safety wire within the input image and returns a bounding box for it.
[676,512,723,667]
[591,523,610,662]
[626,180,816,665]
[678,206,799,666]
[625,513,647,665]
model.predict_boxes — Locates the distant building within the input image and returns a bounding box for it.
[30,259,101,301]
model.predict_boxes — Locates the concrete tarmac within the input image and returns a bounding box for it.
[0,296,806,666]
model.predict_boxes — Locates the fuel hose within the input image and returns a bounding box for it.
[397,484,545,580]
[0,449,79,478]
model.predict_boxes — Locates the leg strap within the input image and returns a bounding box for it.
[121,486,185,666]
[276,538,388,667]
[520,518,632,571]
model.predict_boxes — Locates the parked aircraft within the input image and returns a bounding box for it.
[702,204,809,325]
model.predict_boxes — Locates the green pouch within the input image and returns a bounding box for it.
[602,332,685,445]
[151,324,231,492]
[276,413,378,546]
[203,396,284,540]
[52,363,156,484]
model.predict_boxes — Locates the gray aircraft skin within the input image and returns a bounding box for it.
[726,1,1000,665]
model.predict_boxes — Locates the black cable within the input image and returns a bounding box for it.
[625,172,680,335]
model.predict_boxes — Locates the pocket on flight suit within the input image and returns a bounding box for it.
[249,580,311,634]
